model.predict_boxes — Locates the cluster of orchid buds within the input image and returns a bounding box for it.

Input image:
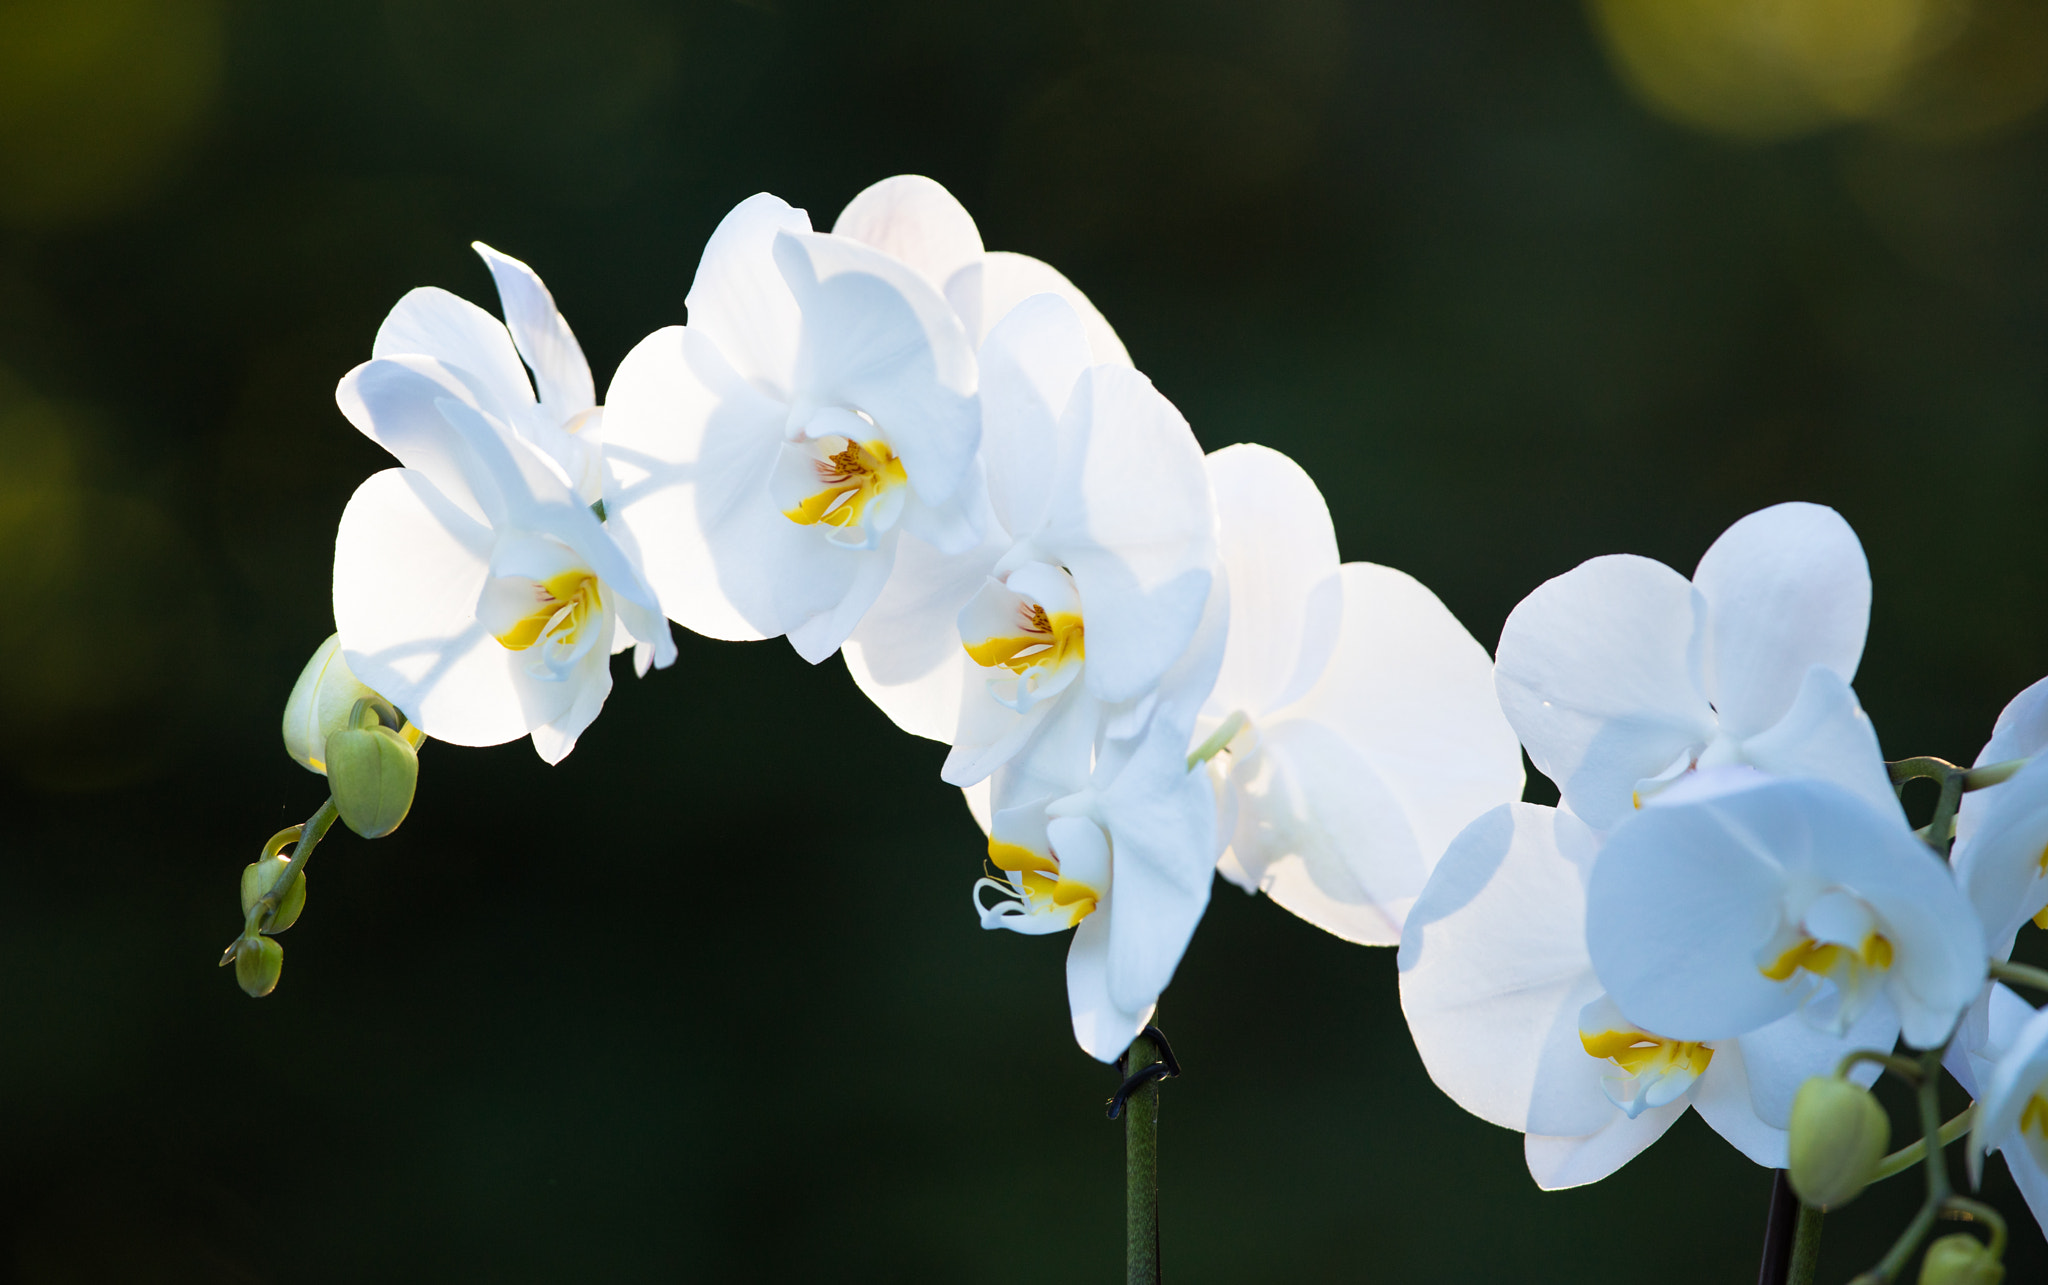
[238,173,2048,1280]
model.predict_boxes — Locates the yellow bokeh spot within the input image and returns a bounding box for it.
[0,0,224,227]
[1586,0,1973,141]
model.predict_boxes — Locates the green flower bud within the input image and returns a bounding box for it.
[326,707,419,839]
[1788,1074,1889,1209]
[283,635,398,775]
[1920,1233,2004,1285]
[234,935,284,998]
[240,853,306,933]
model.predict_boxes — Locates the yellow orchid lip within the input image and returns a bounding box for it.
[493,570,602,652]
[1759,931,1893,983]
[782,437,906,532]
[964,602,1085,675]
[982,836,1100,927]
[1580,1026,1715,1080]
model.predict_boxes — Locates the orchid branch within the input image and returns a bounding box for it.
[1849,1047,1953,1284]
[1989,959,2048,996]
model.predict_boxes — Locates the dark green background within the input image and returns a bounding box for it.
[2,0,2046,1279]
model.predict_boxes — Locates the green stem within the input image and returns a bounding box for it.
[1989,959,2048,995]
[1888,756,1960,789]
[1126,1029,1160,1285]
[1873,1107,1974,1182]
[1186,711,1246,768]
[1942,1196,2008,1261]
[1788,1203,1824,1285]
[1851,1049,1953,1283]
[1963,757,2030,791]
[220,796,337,965]
[1927,769,1966,859]
[1836,1049,1924,1082]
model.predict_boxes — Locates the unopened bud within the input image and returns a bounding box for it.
[240,854,306,933]
[234,935,284,998]
[326,707,418,839]
[1920,1233,2004,1285]
[283,635,398,775]
[1788,1075,1889,1208]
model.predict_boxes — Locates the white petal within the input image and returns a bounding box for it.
[978,292,1092,539]
[1589,776,1985,1048]
[370,286,534,417]
[947,250,1132,368]
[1732,1000,1897,1131]
[1954,753,2048,957]
[1959,675,2048,848]
[1203,443,1341,720]
[1398,804,1616,1137]
[1971,1002,2048,1188]
[785,538,899,664]
[527,638,615,764]
[1039,365,1216,704]
[830,174,985,295]
[685,193,811,400]
[1225,721,1420,946]
[1692,502,1871,739]
[1688,1038,1787,1168]
[1523,1098,1690,1191]
[1495,554,1715,830]
[603,324,854,643]
[333,469,569,746]
[472,242,594,417]
[842,524,1004,742]
[1090,721,1219,1016]
[1740,665,1901,821]
[774,230,980,507]
[1067,899,1154,1063]
[1281,562,1526,886]
[336,357,497,526]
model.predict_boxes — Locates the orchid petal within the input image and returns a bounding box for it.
[334,469,570,746]
[774,229,980,507]
[1687,1039,1789,1168]
[1970,1002,2048,1188]
[1496,553,1714,830]
[978,293,1091,539]
[370,286,534,418]
[1041,365,1215,705]
[1399,804,1616,1137]
[685,193,810,400]
[1203,443,1341,720]
[1740,665,1900,821]
[1959,674,2048,848]
[1953,752,2048,960]
[471,242,594,417]
[1090,723,1218,1016]
[1588,776,1986,1048]
[947,250,1131,368]
[1692,502,1870,739]
[1523,1099,1691,1191]
[842,523,1005,741]
[1067,898,1154,1063]
[830,174,985,295]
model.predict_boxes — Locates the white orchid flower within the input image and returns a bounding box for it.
[1953,984,2048,1231]
[1586,772,1985,1050]
[972,703,1221,1062]
[1197,443,1524,945]
[1495,502,1894,831]
[1951,676,2048,962]
[600,192,984,663]
[333,248,675,763]
[1400,802,1896,1188]
[829,174,1131,369]
[839,292,1218,790]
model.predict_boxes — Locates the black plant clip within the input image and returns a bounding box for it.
[1106,1025,1181,1120]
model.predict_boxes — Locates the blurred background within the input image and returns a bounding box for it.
[2,0,2046,1279]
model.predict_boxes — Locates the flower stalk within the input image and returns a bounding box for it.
[1125,1027,1161,1285]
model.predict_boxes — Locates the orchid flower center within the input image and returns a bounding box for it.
[1756,888,1893,1032]
[2022,1092,2048,1170]
[958,562,1086,714]
[780,436,907,536]
[490,570,602,653]
[1578,994,1714,1118]
[973,835,1102,934]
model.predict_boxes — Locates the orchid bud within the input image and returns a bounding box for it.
[326,704,419,839]
[1920,1233,2004,1285]
[1788,1075,1889,1209]
[283,635,398,775]
[240,854,306,933]
[234,936,284,998]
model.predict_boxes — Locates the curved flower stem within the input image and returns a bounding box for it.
[1125,1027,1161,1285]
[1989,959,2048,996]
[1941,1196,2007,1259]
[218,796,337,965]
[1850,1048,1953,1284]
[1836,1049,1924,1082]
[1888,756,1959,789]
[1186,711,1246,768]
[1873,1106,1974,1182]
